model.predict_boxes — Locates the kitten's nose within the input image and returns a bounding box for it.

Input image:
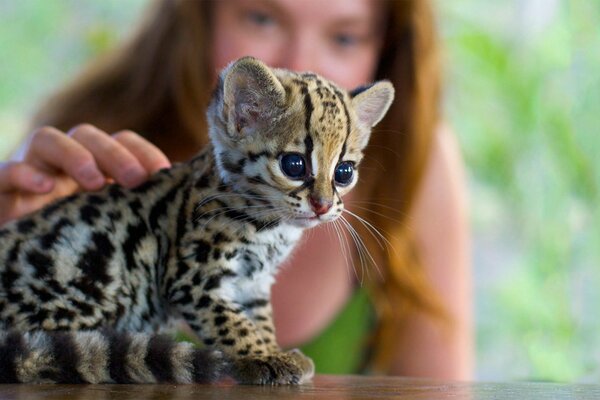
[309,196,332,216]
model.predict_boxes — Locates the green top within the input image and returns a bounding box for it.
[300,288,374,374]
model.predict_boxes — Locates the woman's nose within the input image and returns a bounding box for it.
[274,34,319,73]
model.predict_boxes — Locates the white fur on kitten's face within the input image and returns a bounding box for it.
[207,57,394,228]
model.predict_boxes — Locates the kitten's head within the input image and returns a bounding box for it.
[207,57,394,228]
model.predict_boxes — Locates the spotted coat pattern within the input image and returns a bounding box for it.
[0,57,393,384]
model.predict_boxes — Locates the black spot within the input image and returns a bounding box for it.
[18,302,36,313]
[194,240,211,264]
[148,179,186,231]
[39,218,72,250]
[55,307,76,321]
[41,194,78,218]
[26,250,53,278]
[27,308,49,326]
[107,210,122,222]
[212,232,229,244]
[108,185,125,200]
[192,272,202,285]
[30,285,54,302]
[16,219,36,234]
[214,316,228,326]
[302,87,314,133]
[174,184,192,250]
[222,157,244,174]
[194,173,211,189]
[70,299,94,316]
[197,295,212,308]
[220,339,235,346]
[87,194,106,205]
[213,304,226,314]
[122,221,150,271]
[243,299,269,310]
[217,328,229,336]
[1,266,19,290]
[47,279,67,295]
[212,248,222,260]
[204,270,236,291]
[131,177,162,194]
[80,204,101,225]
[247,151,271,162]
[6,291,22,302]
[203,338,216,346]
[72,279,104,302]
[76,232,114,285]
[128,199,143,214]
[239,328,249,337]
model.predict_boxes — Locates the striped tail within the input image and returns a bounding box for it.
[0,330,228,383]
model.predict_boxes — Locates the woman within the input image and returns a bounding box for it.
[0,0,472,379]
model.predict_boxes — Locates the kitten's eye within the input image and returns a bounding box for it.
[334,162,354,186]
[280,153,306,179]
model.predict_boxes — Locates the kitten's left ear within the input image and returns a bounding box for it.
[222,56,287,138]
[350,81,395,129]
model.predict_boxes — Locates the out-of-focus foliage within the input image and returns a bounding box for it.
[439,0,600,382]
[1,0,599,383]
[0,0,146,157]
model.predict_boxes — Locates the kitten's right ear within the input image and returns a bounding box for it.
[221,57,286,138]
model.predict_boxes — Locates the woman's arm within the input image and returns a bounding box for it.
[389,125,474,380]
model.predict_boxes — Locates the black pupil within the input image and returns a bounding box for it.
[335,162,354,185]
[281,154,306,178]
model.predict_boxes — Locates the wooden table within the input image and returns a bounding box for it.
[0,375,598,399]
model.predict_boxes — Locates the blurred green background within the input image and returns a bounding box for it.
[1,0,599,383]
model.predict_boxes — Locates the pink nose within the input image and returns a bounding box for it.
[309,196,332,216]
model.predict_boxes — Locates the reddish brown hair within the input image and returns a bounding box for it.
[33,0,445,372]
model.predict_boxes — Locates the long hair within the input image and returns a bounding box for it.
[32,0,445,373]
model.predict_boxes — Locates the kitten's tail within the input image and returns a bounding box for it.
[0,330,228,384]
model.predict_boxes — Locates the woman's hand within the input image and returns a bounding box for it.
[0,124,171,226]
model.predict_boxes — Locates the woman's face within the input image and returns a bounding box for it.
[210,0,386,90]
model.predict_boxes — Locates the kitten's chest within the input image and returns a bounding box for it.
[221,226,303,302]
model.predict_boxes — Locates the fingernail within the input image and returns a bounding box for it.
[32,173,51,189]
[122,167,146,187]
[79,165,104,187]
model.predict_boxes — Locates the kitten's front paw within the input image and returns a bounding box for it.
[231,349,314,385]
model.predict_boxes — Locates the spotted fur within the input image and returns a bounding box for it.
[0,57,393,384]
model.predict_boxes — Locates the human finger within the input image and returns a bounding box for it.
[112,130,171,174]
[0,161,55,193]
[68,124,148,188]
[27,126,106,190]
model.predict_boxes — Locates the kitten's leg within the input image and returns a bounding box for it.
[234,299,314,385]
[175,295,314,385]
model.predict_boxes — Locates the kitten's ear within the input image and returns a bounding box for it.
[222,57,286,137]
[350,81,395,129]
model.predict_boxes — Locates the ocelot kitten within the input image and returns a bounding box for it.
[0,57,393,385]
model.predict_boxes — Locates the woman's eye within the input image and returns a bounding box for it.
[245,9,276,27]
[280,153,306,179]
[334,162,354,186]
[332,33,360,48]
